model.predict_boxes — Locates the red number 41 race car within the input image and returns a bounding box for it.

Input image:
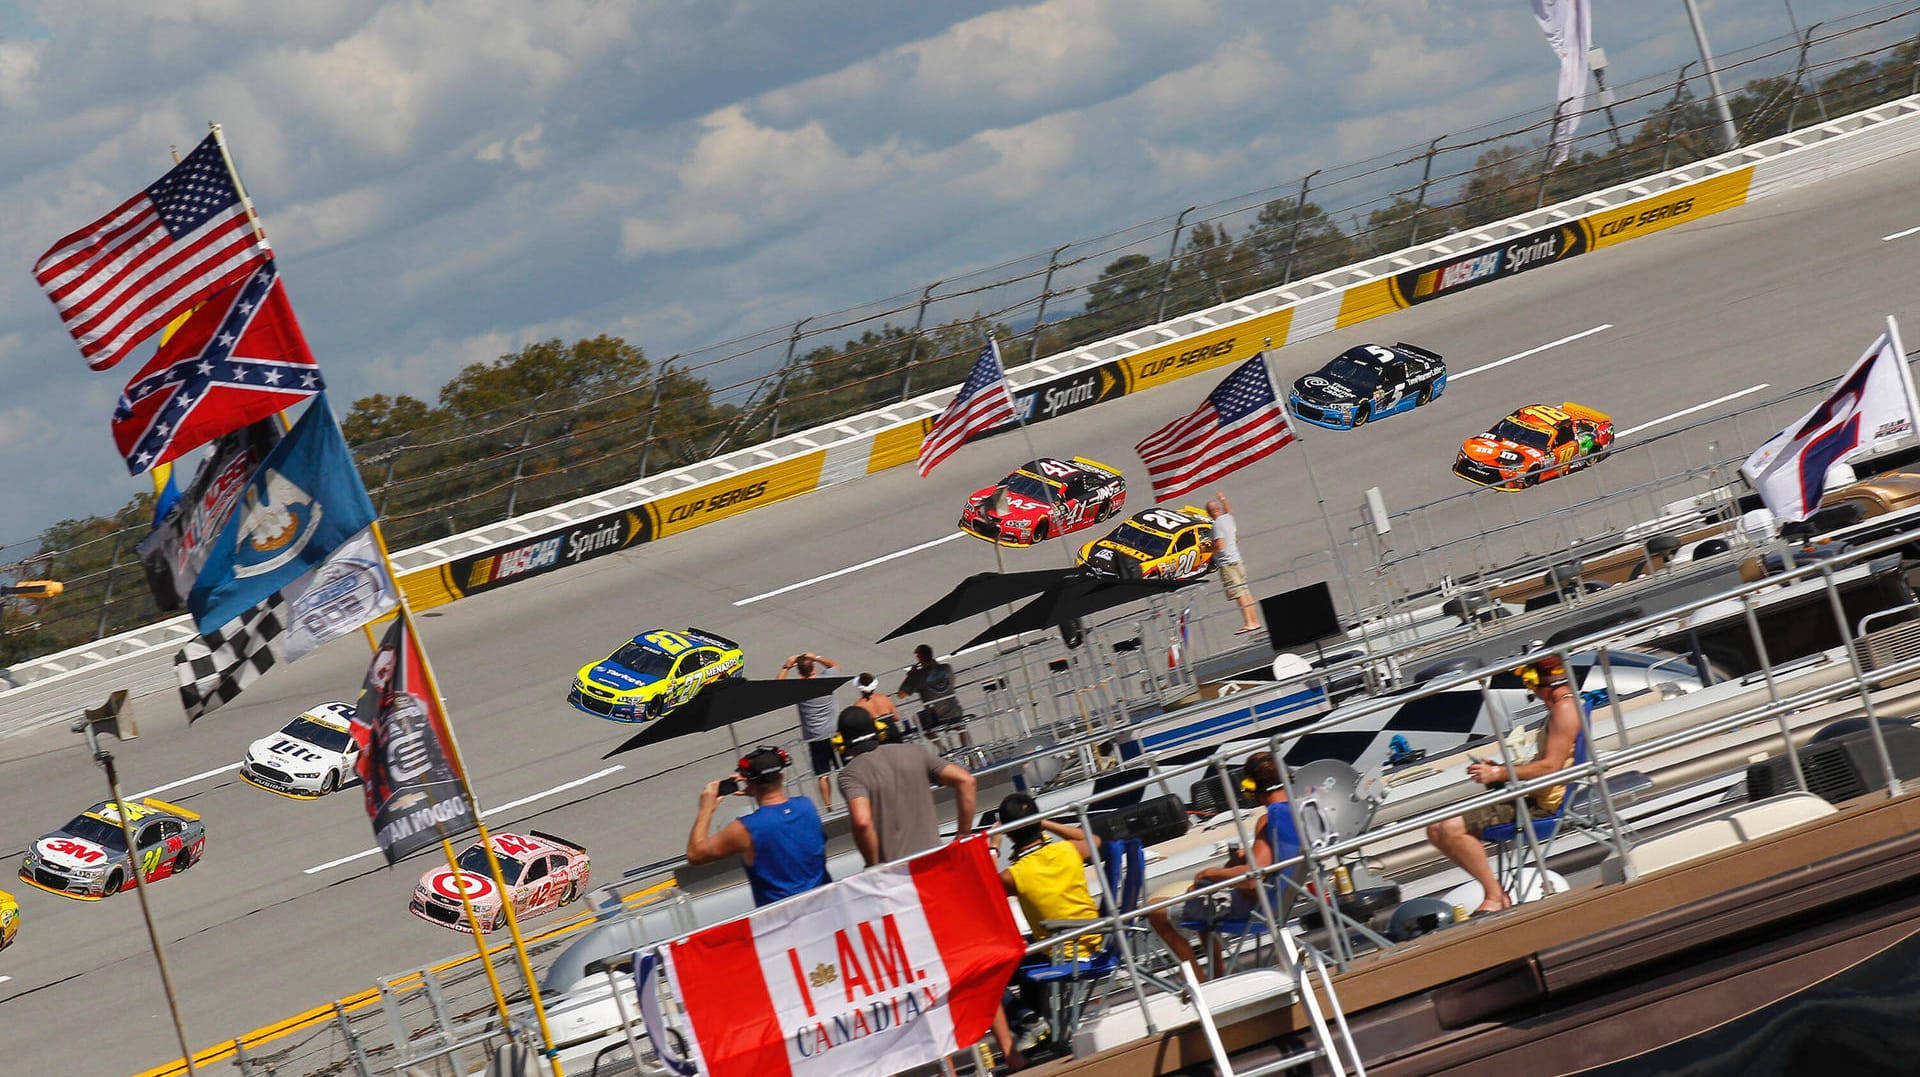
[959,456,1126,547]
[409,831,592,934]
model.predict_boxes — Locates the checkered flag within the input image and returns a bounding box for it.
[175,593,288,721]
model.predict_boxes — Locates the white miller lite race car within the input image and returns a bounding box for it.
[240,702,361,798]
[410,831,593,934]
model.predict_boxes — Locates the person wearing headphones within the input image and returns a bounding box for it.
[686,745,830,908]
[1146,751,1298,982]
[1425,649,1583,916]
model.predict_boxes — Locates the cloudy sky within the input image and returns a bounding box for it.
[0,0,1883,549]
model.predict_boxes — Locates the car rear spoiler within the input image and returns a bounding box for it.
[142,797,200,821]
[1559,401,1609,423]
[1394,342,1444,363]
[687,627,740,650]
[530,829,588,853]
[1070,455,1125,479]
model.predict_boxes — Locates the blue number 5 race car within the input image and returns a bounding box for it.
[1287,342,1446,429]
[568,628,744,722]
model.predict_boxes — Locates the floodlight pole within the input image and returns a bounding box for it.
[76,722,197,1076]
[1681,0,1742,150]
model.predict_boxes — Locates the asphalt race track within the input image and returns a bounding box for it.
[3,153,1919,1077]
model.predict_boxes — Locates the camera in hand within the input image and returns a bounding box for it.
[717,777,742,796]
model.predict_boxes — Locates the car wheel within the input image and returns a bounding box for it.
[1353,404,1370,427]
[1415,386,1431,406]
[1033,520,1050,542]
[105,868,125,895]
[1118,557,1143,581]
[322,770,339,794]
[173,851,193,876]
[559,881,579,907]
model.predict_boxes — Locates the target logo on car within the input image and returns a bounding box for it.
[429,871,493,901]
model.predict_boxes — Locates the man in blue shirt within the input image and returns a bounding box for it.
[686,745,831,907]
[1148,751,1299,981]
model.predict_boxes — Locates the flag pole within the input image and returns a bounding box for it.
[1257,347,1369,649]
[208,123,272,253]
[1886,315,1920,449]
[367,520,569,1075]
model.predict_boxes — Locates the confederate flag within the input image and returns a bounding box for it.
[111,259,324,475]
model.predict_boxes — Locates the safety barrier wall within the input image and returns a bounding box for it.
[3,95,1918,739]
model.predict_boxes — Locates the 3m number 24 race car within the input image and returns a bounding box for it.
[18,799,207,900]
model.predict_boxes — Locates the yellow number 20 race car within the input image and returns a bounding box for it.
[1077,506,1216,581]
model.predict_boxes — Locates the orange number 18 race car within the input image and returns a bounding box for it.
[1452,402,1615,491]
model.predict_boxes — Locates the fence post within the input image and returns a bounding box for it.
[1407,140,1444,246]
[94,528,126,639]
[1911,25,1920,96]
[1536,97,1567,208]
[501,405,539,521]
[1280,171,1318,284]
[638,355,676,479]
[1154,206,1195,323]
[900,281,941,401]
[334,1002,373,1077]
[768,317,810,440]
[1028,244,1071,364]
[374,437,406,517]
[1662,62,1695,171]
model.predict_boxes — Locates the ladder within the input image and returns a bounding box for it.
[1178,924,1365,1077]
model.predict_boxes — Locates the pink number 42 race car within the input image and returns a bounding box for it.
[409,830,591,934]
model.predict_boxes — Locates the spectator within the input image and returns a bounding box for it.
[1425,651,1582,915]
[1147,751,1298,981]
[1203,493,1262,635]
[777,651,842,809]
[685,746,830,908]
[852,672,902,729]
[836,707,976,866]
[896,643,965,741]
[989,792,1102,1064]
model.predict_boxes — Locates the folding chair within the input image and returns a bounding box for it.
[1479,732,1587,900]
[1024,837,1147,1046]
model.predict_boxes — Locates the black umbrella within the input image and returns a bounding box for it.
[876,567,1079,643]
[602,674,852,759]
[955,575,1197,651]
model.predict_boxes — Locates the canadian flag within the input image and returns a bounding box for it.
[657,837,1025,1077]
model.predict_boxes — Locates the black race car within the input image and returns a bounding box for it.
[1287,343,1446,429]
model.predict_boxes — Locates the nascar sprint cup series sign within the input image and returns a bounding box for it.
[656,838,1024,1077]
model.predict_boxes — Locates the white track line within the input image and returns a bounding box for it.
[132,763,240,800]
[734,531,967,606]
[1883,224,1920,241]
[303,765,626,874]
[1615,384,1771,437]
[1450,324,1613,381]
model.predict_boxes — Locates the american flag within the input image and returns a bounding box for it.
[1135,353,1294,502]
[112,259,323,474]
[917,338,1017,477]
[34,132,271,371]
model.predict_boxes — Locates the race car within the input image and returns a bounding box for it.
[958,457,1127,546]
[568,627,744,722]
[1452,402,1615,490]
[0,889,17,951]
[17,799,207,900]
[240,701,360,798]
[1288,342,1446,429]
[1077,506,1215,581]
[409,830,592,934]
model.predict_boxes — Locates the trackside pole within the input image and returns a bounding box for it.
[1886,315,1920,449]
[1258,348,1368,650]
[369,521,568,1075]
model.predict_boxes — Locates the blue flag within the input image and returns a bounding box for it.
[189,396,376,634]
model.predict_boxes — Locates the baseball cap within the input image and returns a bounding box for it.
[738,746,789,783]
[837,707,882,755]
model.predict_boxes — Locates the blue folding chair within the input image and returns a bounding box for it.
[1023,837,1146,1045]
[1479,731,1588,899]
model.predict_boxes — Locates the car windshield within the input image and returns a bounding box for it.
[284,716,351,753]
[457,846,523,881]
[609,643,675,678]
[62,815,130,851]
[1105,524,1174,558]
[1002,474,1060,501]
[1322,356,1380,388]
[1491,419,1551,450]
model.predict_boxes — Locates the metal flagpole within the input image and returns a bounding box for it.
[368,521,569,1074]
[1256,346,1368,646]
[1885,315,1920,449]
[209,122,273,253]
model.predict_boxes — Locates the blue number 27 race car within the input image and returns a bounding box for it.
[1287,342,1446,429]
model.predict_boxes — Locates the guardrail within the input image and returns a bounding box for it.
[6,91,1917,743]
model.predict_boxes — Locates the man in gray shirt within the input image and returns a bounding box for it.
[1205,492,1262,635]
[777,651,841,808]
[835,707,977,865]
